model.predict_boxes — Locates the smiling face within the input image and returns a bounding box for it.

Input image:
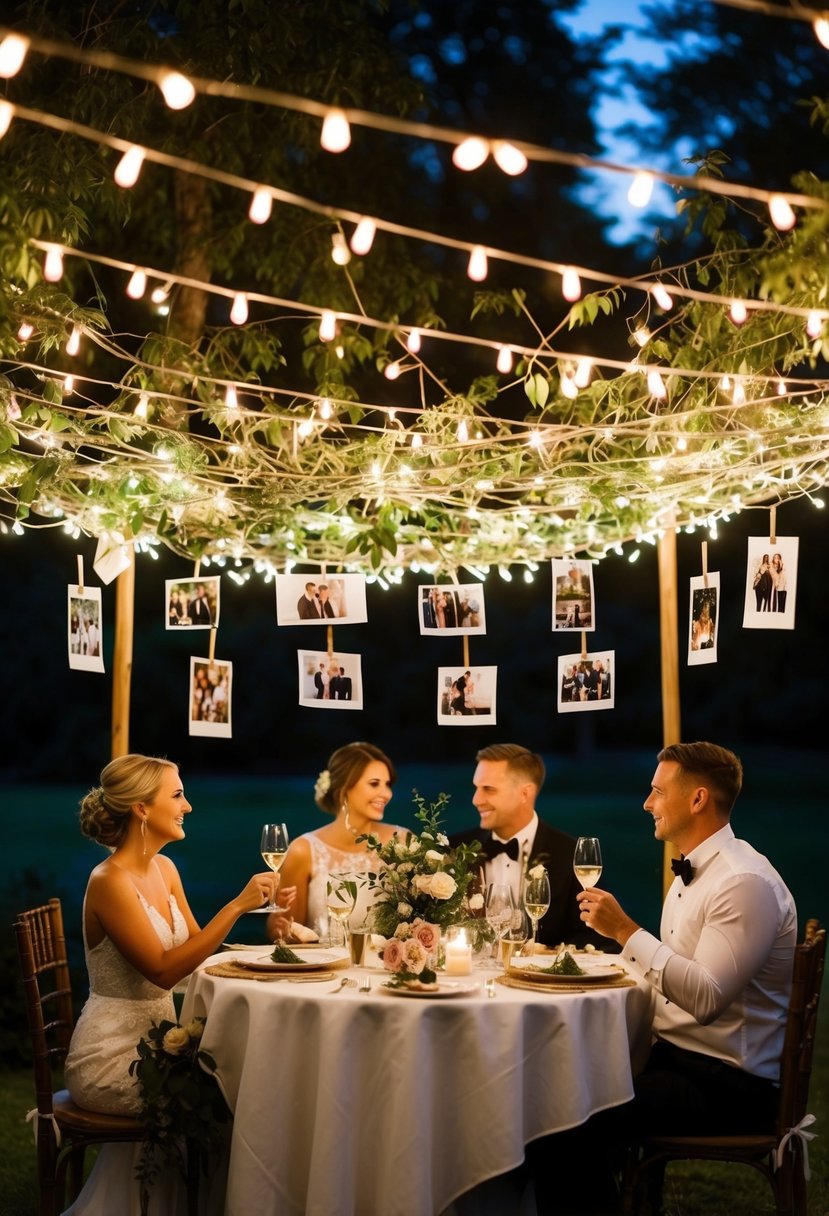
[643,760,700,852]
[344,760,393,827]
[472,758,535,838]
[142,765,192,845]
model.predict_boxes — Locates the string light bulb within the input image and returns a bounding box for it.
[350,217,376,255]
[406,329,421,354]
[650,283,673,311]
[647,369,667,399]
[230,293,248,325]
[411,432,423,449]
[730,300,748,325]
[318,397,333,420]
[331,232,351,265]
[114,145,145,189]
[320,108,351,153]
[17,322,34,341]
[806,310,823,339]
[0,33,29,78]
[452,137,489,171]
[151,284,169,304]
[134,393,149,419]
[467,245,488,281]
[159,71,196,110]
[0,99,13,138]
[560,373,578,400]
[627,172,654,208]
[776,379,786,396]
[63,375,75,395]
[319,310,337,342]
[457,419,470,442]
[768,194,796,231]
[814,17,829,49]
[561,267,582,302]
[126,269,147,299]
[248,187,273,224]
[65,326,81,356]
[574,358,592,388]
[492,141,528,176]
[496,346,513,374]
[224,384,238,410]
[43,245,64,282]
[384,361,401,381]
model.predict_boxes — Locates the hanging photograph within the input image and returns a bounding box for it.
[298,650,363,709]
[418,584,486,635]
[688,574,720,666]
[742,536,798,631]
[557,652,614,712]
[189,657,232,737]
[166,576,221,629]
[437,666,497,725]
[68,585,105,673]
[551,559,596,631]
[276,573,368,625]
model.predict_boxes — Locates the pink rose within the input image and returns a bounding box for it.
[382,938,404,972]
[413,921,440,953]
[402,939,428,974]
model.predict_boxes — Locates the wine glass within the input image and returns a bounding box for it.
[500,905,531,971]
[573,837,603,890]
[485,883,515,968]
[326,875,357,950]
[260,823,289,912]
[523,870,551,952]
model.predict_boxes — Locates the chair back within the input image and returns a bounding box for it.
[775,918,826,1137]
[15,898,76,1116]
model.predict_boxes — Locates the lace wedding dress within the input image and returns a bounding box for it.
[61,891,211,1215]
[303,833,380,938]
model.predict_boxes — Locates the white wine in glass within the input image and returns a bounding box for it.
[523,871,551,950]
[260,823,290,911]
[326,876,356,949]
[573,837,603,889]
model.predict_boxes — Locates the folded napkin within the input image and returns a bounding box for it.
[288,922,319,944]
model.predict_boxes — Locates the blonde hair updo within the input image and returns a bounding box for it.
[314,742,396,815]
[79,754,177,848]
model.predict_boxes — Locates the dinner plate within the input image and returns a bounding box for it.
[381,981,478,998]
[508,959,626,984]
[233,949,348,972]
[222,940,323,952]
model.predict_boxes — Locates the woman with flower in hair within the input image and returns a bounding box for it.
[62,753,284,1215]
[270,741,402,941]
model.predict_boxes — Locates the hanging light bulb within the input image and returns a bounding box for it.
[467,245,488,281]
[814,17,829,48]
[43,245,64,282]
[560,373,578,399]
[331,232,351,265]
[496,346,513,374]
[320,108,351,153]
[776,378,786,396]
[134,393,149,419]
[17,322,33,341]
[159,71,196,110]
[561,267,581,302]
[647,369,667,399]
[114,145,145,189]
[411,432,423,449]
[574,358,592,388]
[63,375,75,395]
[457,419,470,442]
[452,137,489,171]
[720,374,731,391]
[319,310,337,341]
[732,381,746,405]
[806,310,823,338]
[384,361,401,381]
[151,283,170,304]
[318,397,333,420]
[492,141,528,176]
[126,269,147,299]
[225,384,238,410]
[248,187,273,224]
[768,194,796,231]
[297,418,314,439]
[650,283,673,311]
[350,217,376,255]
[406,329,421,354]
[65,326,81,356]
[730,300,748,325]
[0,33,29,78]
[230,293,248,325]
[628,172,654,208]
[0,99,13,138]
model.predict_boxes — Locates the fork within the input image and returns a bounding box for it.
[359,975,372,993]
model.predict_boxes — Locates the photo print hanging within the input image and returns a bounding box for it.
[688,573,720,666]
[298,650,363,709]
[551,559,596,631]
[189,658,232,737]
[68,584,105,673]
[276,572,368,625]
[166,576,221,630]
[742,536,798,630]
[557,651,614,712]
[418,584,486,635]
[437,666,497,725]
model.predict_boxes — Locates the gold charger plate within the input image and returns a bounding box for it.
[508,959,626,985]
[497,972,637,994]
[205,961,338,983]
[233,948,349,973]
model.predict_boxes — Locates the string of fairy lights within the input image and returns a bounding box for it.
[1,15,828,579]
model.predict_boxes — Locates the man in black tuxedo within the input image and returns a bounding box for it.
[297,582,323,620]
[336,666,352,700]
[450,742,604,950]
[189,583,212,627]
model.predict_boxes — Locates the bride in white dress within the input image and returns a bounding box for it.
[62,754,285,1215]
[272,742,402,940]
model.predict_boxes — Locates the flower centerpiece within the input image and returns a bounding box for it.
[129,1017,230,1216]
[358,790,487,982]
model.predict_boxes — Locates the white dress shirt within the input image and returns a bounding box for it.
[622,824,796,1080]
[486,812,538,904]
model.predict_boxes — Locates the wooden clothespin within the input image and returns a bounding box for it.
[77,555,84,595]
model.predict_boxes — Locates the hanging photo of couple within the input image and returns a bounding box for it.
[437,666,497,724]
[67,585,105,673]
[551,559,596,631]
[557,652,614,712]
[166,577,220,630]
[189,658,232,737]
[742,536,798,631]
[298,651,363,710]
[418,584,486,635]
[688,574,719,666]
[276,573,368,625]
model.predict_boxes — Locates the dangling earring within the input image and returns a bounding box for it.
[141,817,147,856]
[343,802,356,836]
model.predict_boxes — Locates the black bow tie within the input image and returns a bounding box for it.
[483,837,520,862]
[671,855,694,886]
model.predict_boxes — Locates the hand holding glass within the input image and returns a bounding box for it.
[260,823,289,911]
[524,871,551,949]
[573,837,603,889]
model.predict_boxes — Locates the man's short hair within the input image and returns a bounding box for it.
[658,741,743,812]
[475,743,545,793]
[305,581,316,592]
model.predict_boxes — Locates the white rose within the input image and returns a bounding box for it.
[468,892,484,911]
[161,1026,190,1055]
[412,874,432,893]
[183,1018,204,1042]
[529,864,546,880]
[407,840,420,855]
[397,862,413,875]
[395,842,410,859]
[428,872,457,900]
[424,849,444,868]
[397,901,413,918]
[437,833,449,847]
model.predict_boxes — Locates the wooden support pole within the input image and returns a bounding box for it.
[658,526,681,898]
[110,544,135,759]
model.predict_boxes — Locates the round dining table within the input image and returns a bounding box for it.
[181,951,653,1216]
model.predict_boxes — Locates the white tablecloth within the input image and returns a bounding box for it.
[182,954,652,1216]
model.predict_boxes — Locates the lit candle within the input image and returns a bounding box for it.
[444,929,472,976]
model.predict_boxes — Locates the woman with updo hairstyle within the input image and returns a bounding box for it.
[63,754,289,1215]
[271,741,401,941]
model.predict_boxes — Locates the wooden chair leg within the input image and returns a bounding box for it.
[36,1128,59,1216]
[66,1146,86,1202]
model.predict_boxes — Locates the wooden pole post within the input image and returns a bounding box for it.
[110,544,135,759]
[657,526,681,898]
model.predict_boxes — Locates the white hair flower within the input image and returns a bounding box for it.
[314,769,331,800]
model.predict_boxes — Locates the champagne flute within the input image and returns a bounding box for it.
[260,823,289,912]
[485,883,515,968]
[523,870,551,952]
[326,875,357,950]
[573,837,603,890]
